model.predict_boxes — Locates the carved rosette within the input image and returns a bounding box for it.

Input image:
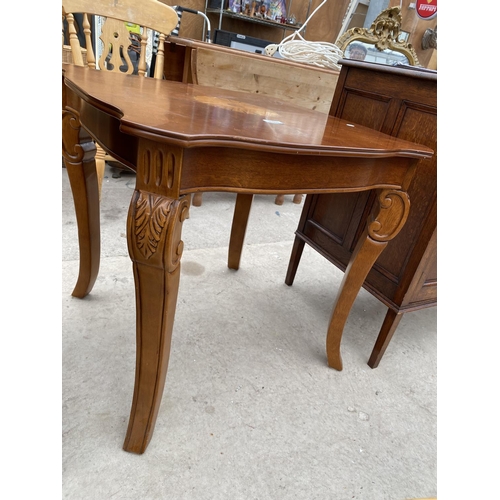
[62,107,96,164]
[367,189,410,242]
[129,190,190,272]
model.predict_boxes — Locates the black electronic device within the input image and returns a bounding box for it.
[208,0,224,7]
[212,29,281,57]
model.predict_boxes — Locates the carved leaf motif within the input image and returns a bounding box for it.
[134,192,172,259]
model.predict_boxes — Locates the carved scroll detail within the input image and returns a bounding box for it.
[336,7,420,66]
[134,191,174,259]
[367,189,410,242]
[62,107,96,163]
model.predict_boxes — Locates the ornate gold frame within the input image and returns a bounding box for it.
[336,7,420,66]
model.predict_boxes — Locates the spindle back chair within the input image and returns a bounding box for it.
[63,0,179,192]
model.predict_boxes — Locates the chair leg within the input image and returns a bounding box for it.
[192,192,203,206]
[275,194,302,205]
[367,309,404,369]
[228,194,253,270]
[95,143,107,201]
[274,194,285,205]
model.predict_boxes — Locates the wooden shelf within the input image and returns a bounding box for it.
[206,8,302,32]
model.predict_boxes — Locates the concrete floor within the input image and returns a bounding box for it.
[62,164,437,500]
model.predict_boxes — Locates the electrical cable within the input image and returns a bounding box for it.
[264,0,343,70]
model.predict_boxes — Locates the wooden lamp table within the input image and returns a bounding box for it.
[62,64,433,454]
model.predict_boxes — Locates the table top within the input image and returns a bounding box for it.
[62,64,433,160]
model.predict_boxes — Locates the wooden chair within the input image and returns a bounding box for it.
[62,0,179,195]
[189,44,340,207]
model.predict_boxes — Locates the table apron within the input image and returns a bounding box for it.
[73,97,140,173]
[180,147,416,195]
[69,92,417,197]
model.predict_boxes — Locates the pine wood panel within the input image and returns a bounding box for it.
[192,45,339,113]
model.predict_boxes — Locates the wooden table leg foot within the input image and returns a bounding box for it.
[327,352,343,371]
[326,235,386,371]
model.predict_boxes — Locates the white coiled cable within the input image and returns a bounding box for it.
[278,34,343,70]
[265,0,343,71]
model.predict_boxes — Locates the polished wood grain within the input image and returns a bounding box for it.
[62,63,432,454]
[63,65,429,160]
[162,36,341,206]
[189,39,340,206]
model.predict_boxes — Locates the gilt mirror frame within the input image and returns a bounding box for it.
[336,7,420,66]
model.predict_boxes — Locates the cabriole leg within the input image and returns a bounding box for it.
[123,141,189,454]
[62,106,100,298]
[326,189,411,371]
[123,190,190,453]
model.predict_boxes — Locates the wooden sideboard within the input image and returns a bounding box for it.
[285,59,437,368]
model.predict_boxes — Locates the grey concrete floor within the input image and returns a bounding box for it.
[62,164,437,500]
